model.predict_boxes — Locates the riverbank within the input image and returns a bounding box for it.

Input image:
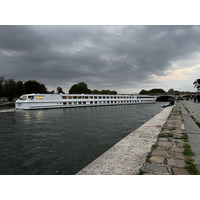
[77,101,200,175]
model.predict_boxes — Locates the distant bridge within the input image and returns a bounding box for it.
[155,93,192,101]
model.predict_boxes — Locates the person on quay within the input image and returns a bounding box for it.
[161,97,175,108]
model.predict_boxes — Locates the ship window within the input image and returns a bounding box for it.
[78,102,82,104]
[94,96,97,99]
[95,101,98,104]
[28,96,34,100]
[62,96,67,99]
[111,101,113,103]
[90,102,93,104]
[90,96,93,99]
[68,96,72,99]
[114,97,116,99]
[107,101,110,103]
[103,96,105,99]
[107,96,109,99]
[78,96,81,99]
[73,96,77,99]
[69,102,72,105]
[37,96,43,100]
[83,102,86,104]
[99,96,102,99]
[111,97,113,99]
[85,96,88,99]
[63,102,67,105]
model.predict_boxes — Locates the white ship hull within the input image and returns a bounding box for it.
[15,94,156,110]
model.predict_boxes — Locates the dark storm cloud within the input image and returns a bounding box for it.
[1,25,200,92]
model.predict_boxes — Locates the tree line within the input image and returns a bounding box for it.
[0,78,117,101]
[139,88,166,95]
[69,82,117,95]
[0,78,49,101]
[139,88,183,95]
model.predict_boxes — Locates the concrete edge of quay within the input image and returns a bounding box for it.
[76,106,173,175]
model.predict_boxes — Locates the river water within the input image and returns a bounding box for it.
[0,102,164,175]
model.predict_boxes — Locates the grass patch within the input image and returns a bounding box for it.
[169,127,176,131]
[181,132,189,142]
[151,144,158,150]
[183,143,194,157]
[137,169,145,175]
[146,153,151,163]
[158,133,173,138]
[190,115,200,128]
[175,132,189,142]
[172,110,182,115]
[185,158,199,175]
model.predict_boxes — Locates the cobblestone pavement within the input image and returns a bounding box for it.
[140,102,198,175]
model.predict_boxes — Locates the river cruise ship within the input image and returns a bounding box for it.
[15,93,156,110]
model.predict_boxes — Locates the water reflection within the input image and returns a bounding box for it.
[24,112,31,123]
[36,111,43,122]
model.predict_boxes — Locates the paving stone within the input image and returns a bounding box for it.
[158,141,173,147]
[150,156,164,163]
[162,130,172,134]
[173,134,183,139]
[173,168,189,175]
[174,152,185,160]
[173,139,185,143]
[158,138,169,142]
[152,150,169,157]
[172,130,184,134]
[167,158,185,168]
[170,147,184,153]
[176,143,184,148]
[144,163,170,175]
[180,124,185,130]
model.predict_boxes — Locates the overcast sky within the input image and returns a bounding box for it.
[1,25,200,93]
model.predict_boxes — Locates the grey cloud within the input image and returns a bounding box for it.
[1,25,200,92]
